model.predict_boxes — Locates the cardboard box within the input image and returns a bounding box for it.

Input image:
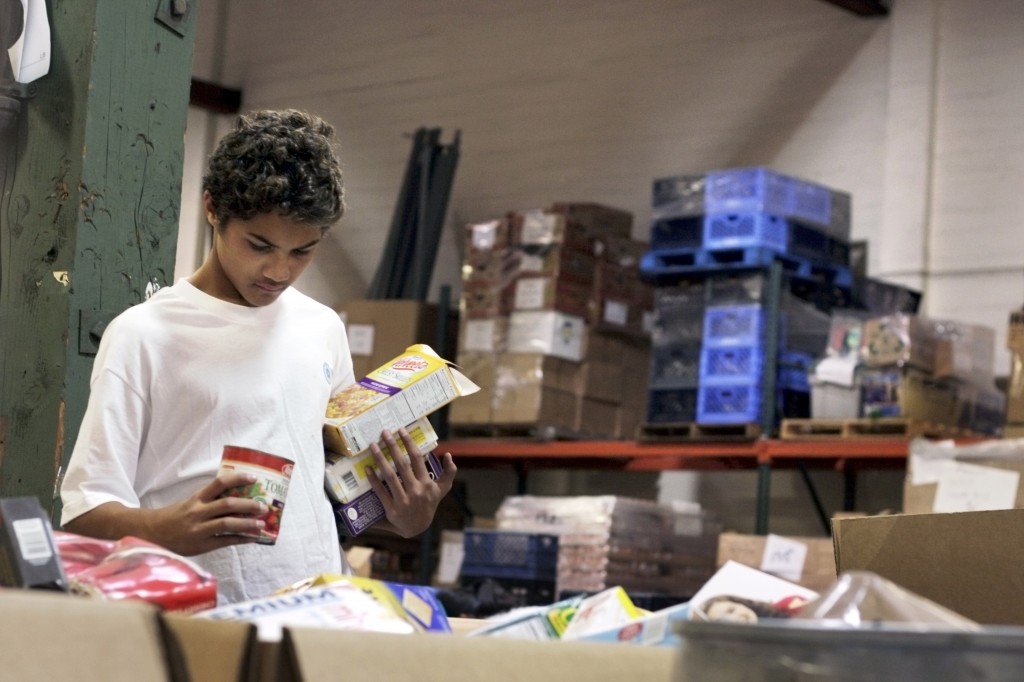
[832,509,1024,625]
[278,627,673,682]
[1005,310,1024,424]
[447,352,498,425]
[164,613,258,682]
[0,496,67,590]
[716,532,837,592]
[323,344,479,458]
[512,276,591,318]
[464,217,510,253]
[508,310,587,361]
[0,589,184,680]
[902,438,1024,514]
[337,300,444,380]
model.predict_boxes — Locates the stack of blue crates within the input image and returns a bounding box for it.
[643,167,849,428]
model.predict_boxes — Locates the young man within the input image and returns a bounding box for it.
[60,109,456,604]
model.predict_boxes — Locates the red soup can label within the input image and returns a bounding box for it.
[218,445,294,545]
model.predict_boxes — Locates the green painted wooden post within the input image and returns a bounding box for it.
[0,0,197,518]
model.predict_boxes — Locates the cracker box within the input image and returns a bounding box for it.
[326,416,443,536]
[324,344,479,458]
[332,450,445,536]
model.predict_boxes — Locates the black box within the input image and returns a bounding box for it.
[0,496,67,590]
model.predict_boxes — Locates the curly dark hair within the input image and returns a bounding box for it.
[202,109,345,229]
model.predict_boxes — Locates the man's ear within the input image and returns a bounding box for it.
[202,190,218,227]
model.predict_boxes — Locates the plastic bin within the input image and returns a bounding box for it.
[676,619,1024,682]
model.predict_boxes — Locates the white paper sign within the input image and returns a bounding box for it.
[463,319,496,352]
[346,324,375,357]
[932,462,1020,513]
[602,300,629,326]
[759,534,808,583]
[514,278,546,310]
[8,0,51,84]
[435,535,464,585]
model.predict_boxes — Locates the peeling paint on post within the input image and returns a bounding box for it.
[0,0,197,516]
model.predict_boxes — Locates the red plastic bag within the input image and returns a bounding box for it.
[54,531,217,613]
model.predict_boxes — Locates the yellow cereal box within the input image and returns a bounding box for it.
[324,344,479,458]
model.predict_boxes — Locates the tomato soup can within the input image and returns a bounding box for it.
[218,445,294,545]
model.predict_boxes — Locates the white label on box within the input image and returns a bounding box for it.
[435,534,465,585]
[759,534,808,583]
[519,253,544,273]
[909,439,958,485]
[347,324,375,357]
[508,311,585,362]
[602,300,629,326]
[520,210,558,245]
[470,220,499,251]
[932,461,1020,512]
[12,518,51,562]
[463,319,497,352]
[514,278,546,310]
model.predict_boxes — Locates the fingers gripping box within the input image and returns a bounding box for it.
[324,344,479,458]
[326,416,442,535]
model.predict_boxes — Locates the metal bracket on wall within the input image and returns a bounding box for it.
[78,309,116,356]
[154,0,192,37]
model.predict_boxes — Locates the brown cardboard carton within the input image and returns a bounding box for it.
[447,351,498,425]
[716,532,837,592]
[278,627,673,682]
[336,299,444,380]
[576,396,620,438]
[902,439,1024,514]
[163,614,259,682]
[0,589,184,680]
[832,509,1024,625]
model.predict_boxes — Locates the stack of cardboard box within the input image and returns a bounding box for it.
[449,203,653,438]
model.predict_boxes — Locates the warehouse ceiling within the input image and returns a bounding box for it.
[817,0,891,16]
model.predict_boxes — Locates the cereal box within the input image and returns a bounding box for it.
[324,344,479,458]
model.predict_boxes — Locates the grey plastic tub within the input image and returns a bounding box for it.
[676,620,1024,682]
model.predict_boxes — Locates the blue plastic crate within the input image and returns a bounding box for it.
[645,386,699,424]
[702,304,764,347]
[651,215,704,251]
[699,345,764,385]
[697,382,761,424]
[702,212,788,252]
[706,168,833,230]
[460,530,559,582]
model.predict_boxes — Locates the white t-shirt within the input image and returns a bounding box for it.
[60,279,355,604]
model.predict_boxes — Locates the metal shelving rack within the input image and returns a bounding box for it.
[438,436,911,535]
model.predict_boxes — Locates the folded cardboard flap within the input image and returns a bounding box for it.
[0,589,180,681]
[280,627,675,682]
[163,613,260,682]
[833,509,1024,626]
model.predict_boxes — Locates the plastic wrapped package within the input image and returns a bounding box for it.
[55,532,217,613]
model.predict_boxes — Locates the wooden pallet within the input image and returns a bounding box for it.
[638,421,761,442]
[779,417,967,440]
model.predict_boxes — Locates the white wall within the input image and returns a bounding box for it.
[179,0,1024,533]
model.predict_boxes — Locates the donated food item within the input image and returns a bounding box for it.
[326,416,440,536]
[0,496,67,590]
[198,576,421,642]
[281,573,452,633]
[324,344,479,458]
[217,445,293,545]
[55,532,217,613]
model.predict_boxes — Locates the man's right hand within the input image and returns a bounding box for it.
[62,471,269,556]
